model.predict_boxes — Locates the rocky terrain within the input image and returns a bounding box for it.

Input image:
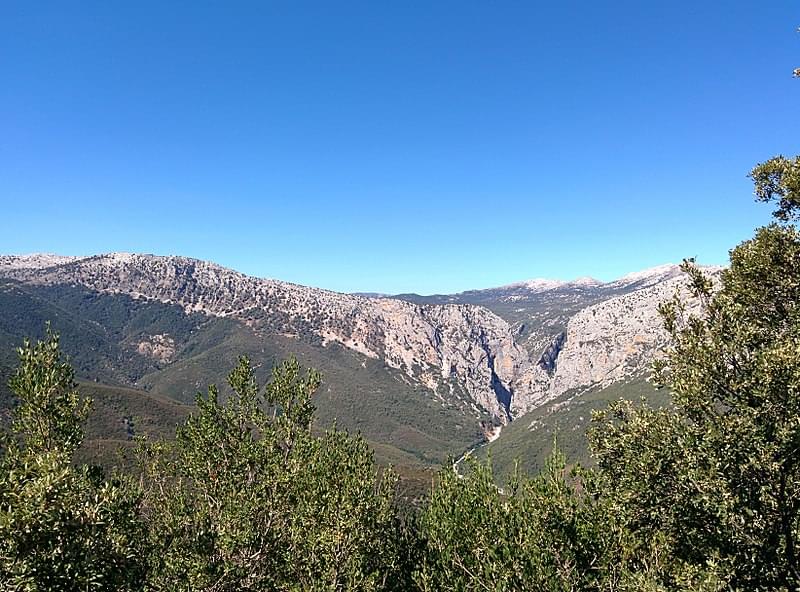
[0,254,528,421]
[0,253,721,461]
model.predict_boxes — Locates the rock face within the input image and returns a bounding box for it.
[136,334,176,363]
[550,275,695,395]
[0,253,721,427]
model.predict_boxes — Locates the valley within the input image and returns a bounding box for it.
[0,253,715,474]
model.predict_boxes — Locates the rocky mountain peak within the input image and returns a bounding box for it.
[569,276,603,287]
[0,253,84,271]
[607,262,680,286]
[506,278,568,292]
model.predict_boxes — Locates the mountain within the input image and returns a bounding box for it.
[0,253,719,468]
[393,263,691,358]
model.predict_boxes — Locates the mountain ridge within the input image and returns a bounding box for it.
[2,253,702,296]
[0,252,721,464]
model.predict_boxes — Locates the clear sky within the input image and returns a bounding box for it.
[1,2,798,294]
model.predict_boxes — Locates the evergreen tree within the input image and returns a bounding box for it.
[590,155,800,590]
[413,450,667,591]
[138,356,407,591]
[0,329,146,591]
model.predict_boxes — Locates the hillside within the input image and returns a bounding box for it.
[475,376,671,483]
[75,381,192,469]
[0,253,715,468]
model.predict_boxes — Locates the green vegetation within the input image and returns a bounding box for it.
[478,376,669,482]
[137,328,481,465]
[0,332,414,591]
[0,281,482,469]
[751,154,800,222]
[0,329,147,590]
[138,356,409,591]
[76,381,192,469]
[590,217,800,586]
[411,152,800,591]
[414,449,712,591]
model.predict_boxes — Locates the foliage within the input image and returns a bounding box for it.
[7,327,91,455]
[0,329,146,591]
[138,356,409,591]
[416,448,663,591]
[0,332,415,591]
[750,155,800,222]
[480,376,668,483]
[590,159,800,590]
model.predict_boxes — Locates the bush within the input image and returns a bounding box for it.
[0,330,146,591]
[137,356,409,591]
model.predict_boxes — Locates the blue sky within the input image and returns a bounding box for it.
[1,1,797,294]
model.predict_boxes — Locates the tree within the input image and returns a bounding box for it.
[138,356,408,591]
[750,155,800,222]
[590,155,800,590]
[412,448,691,592]
[0,329,146,591]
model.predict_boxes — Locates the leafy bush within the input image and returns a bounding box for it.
[416,449,647,591]
[137,356,409,591]
[0,329,146,591]
[590,158,800,590]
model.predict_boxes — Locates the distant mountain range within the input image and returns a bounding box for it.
[0,253,719,470]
